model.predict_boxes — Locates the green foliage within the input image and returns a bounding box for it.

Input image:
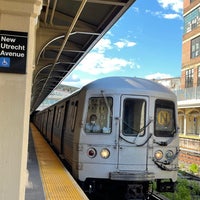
[189,163,199,174]
[190,181,200,196]
[162,178,200,200]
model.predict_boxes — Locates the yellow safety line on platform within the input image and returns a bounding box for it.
[30,124,88,200]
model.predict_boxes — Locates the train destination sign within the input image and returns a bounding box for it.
[0,30,28,74]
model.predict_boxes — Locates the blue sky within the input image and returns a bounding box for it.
[62,0,183,88]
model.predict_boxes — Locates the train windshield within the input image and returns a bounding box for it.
[85,97,113,134]
[154,99,176,137]
[122,98,146,136]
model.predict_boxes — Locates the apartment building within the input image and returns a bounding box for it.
[178,0,200,136]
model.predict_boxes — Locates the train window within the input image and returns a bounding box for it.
[71,101,78,132]
[85,97,113,134]
[54,105,64,128]
[122,98,146,136]
[54,106,59,127]
[154,99,176,137]
[56,108,62,127]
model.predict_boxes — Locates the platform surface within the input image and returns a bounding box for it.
[25,124,88,200]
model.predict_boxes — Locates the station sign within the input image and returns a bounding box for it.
[0,30,28,74]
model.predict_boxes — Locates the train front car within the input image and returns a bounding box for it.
[76,77,179,199]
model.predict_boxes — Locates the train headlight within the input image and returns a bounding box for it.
[154,150,163,160]
[100,148,110,159]
[87,148,97,158]
[165,150,174,160]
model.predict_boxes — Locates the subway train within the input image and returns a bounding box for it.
[32,76,179,199]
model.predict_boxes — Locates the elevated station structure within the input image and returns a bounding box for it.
[0,0,136,199]
[31,0,135,112]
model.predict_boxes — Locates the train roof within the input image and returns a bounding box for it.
[82,76,176,97]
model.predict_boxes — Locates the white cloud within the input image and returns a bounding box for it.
[76,51,136,75]
[70,37,138,75]
[114,39,136,49]
[114,41,126,48]
[132,6,139,13]
[146,1,183,20]
[63,38,138,86]
[146,9,182,20]
[145,72,172,80]
[94,38,136,51]
[162,13,182,19]
[93,38,112,53]
[62,73,94,88]
[157,0,183,13]
[64,74,80,82]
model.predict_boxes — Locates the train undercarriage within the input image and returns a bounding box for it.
[79,178,175,200]
[80,179,150,200]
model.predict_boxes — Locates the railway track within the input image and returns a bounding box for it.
[148,192,170,200]
[88,190,170,200]
[178,171,200,181]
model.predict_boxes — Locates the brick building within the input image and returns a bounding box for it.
[181,0,200,89]
[175,0,200,137]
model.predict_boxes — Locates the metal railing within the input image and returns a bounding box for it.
[173,86,200,101]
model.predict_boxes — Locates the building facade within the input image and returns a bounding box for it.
[182,0,200,89]
[178,0,200,136]
[37,84,79,110]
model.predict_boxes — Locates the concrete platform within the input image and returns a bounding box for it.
[25,127,45,200]
[25,124,88,200]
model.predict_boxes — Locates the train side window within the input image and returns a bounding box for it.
[154,99,176,137]
[71,101,78,132]
[54,106,59,127]
[54,105,64,128]
[62,100,70,131]
[56,107,62,127]
[85,97,113,134]
[122,98,146,136]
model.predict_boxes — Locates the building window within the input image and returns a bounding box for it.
[184,7,200,34]
[191,36,200,58]
[198,66,200,86]
[185,68,194,88]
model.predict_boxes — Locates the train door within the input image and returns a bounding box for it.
[118,95,149,171]
[61,100,70,154]
[43,110,49,137]
[46,107,55,143]
[52,101,66,153]
[62,99,79,166]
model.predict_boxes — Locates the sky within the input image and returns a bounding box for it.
[62,0,183,88]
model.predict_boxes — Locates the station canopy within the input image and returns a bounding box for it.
[31,0,136,112]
